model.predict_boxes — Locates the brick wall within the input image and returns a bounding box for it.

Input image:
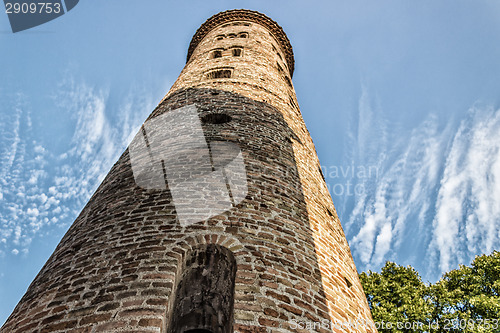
[1,10,376,333]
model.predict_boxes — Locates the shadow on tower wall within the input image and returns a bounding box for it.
[1,88,335,333]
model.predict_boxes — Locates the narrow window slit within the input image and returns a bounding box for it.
[277,62,283,73]
[201,113,232,124]
[207,69,232,79]
[212,49,223,59]
[232,48,242,57]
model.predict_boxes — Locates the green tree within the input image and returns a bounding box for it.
[431,251,500,333]
[360,251,500,333]
[360,262,433,332]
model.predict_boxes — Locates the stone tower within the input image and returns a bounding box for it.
[2,9,376,333]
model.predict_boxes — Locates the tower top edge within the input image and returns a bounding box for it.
[186,9,295,77]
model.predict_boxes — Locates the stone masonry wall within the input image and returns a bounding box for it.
[165,10,375,331]
[1,10,376,333]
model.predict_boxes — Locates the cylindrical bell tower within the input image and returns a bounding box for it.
[2,9,375,333]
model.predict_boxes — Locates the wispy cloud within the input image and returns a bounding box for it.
[338,86,499,280]
[0,76,153,259]
[0,93,40,257]
[431,105,500,273]
[346,87,449,267]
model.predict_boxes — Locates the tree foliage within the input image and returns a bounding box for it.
[360,251,500,332]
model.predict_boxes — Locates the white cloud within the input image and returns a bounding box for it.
[0,97,22,180]
[341,87,500,279]
[352,214,377,263]
[38,193,48,204]
[11,249,19,255]
[26,208,39,217]
[33,145,45,154]
[345,87,449,271]
[13,226,21,245]
[373,222,393,264]
[0,77,153,258]
[431,106,500,273]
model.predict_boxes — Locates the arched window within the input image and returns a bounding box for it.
[168,245,237,333]
[237,32,248,38]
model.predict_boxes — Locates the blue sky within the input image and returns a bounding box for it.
[1,0,500,325]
